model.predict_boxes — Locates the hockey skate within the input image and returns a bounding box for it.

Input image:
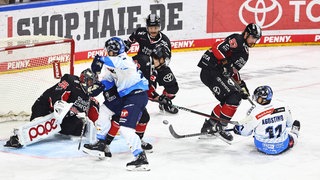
[83,140,112,160]
[200,119,233,142]
[201,119,216,134]
[126,151,150,171]
[4,135,22,148]
[291,120,300,137]
[218,126,233,142]
[141,140,153,153]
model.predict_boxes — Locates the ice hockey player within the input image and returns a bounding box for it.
[84,37,150,171]
[4,68,100,148]
[85,43,178,158]
[124,13,179,114]
[197,23,262,142]
[83,82,153,159]
[233,85,300,155]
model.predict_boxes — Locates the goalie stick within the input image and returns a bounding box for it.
[78,116,87,150]
[78,98,92,150]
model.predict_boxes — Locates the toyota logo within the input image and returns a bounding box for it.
[239,0,282,28]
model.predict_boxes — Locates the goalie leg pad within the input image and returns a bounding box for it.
[15,113,61,146]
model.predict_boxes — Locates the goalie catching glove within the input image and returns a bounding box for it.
[53,100,73,124]
[158,94,178,114]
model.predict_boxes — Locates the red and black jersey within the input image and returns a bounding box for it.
[33,74,99,122]
[128,27,171,58]
[198,33,249,72]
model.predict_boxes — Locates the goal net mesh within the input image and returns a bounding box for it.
[0,36,74,122]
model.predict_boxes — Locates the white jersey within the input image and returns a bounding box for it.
[238,100,294,154]
[98,53,149,97]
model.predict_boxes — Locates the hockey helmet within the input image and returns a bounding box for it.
[151,43,171,67]
[146,14,160,27]
[252,85,273,105]
[244,23,262,39]
[104,37,126,56]
[80,68,96,94]
[151,43,170,59]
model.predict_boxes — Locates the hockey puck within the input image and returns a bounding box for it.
[163,120,169,125]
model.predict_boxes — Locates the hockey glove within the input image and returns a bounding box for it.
[220,59,233,78]
[124,40,132,52]
[91,55,103,74]
[88,81,104,96]
[158,95,178,114]
[233,125,243,135]
[239,80,250,99]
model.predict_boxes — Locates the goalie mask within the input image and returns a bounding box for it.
[252,85,273,105]
[80,68,96,94]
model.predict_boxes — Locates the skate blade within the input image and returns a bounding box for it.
[126,164,150,171]
[82,148,110,160]
[144,149,154,153]
[198,134,232,145]
[198,134,216,139]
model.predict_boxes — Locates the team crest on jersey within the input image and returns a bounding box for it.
[229,38,237,48]
[163,73,174,82]
[57,80,69,90]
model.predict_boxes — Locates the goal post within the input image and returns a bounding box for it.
[0,35,75,122]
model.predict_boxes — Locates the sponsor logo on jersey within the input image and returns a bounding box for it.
[256,108,274,119]
[121,109,129,118]
[163,73,174,82]
[212,86,221,95]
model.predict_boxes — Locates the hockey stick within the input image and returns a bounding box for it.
[229,77,256,107]
[78,98,91,150]
[148,98,239,125]
[78,116,87,150]
[169,124,208,138]
[171,104,240,125]
[168,124,233,139]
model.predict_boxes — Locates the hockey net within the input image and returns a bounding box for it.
[0,36,75,122]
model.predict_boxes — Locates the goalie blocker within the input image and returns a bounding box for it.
[4,101,97,148]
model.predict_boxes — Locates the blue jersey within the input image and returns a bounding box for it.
[237,100,294,154]
[98,53,149,97]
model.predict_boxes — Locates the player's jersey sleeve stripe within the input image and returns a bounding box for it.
[211,41,226,60]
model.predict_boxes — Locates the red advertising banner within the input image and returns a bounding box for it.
[76,34,320,61]
[207,0,320,33]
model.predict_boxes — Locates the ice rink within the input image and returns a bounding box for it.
[1,45,320,180]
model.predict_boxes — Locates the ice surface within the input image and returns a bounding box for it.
[1,46,320,180]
